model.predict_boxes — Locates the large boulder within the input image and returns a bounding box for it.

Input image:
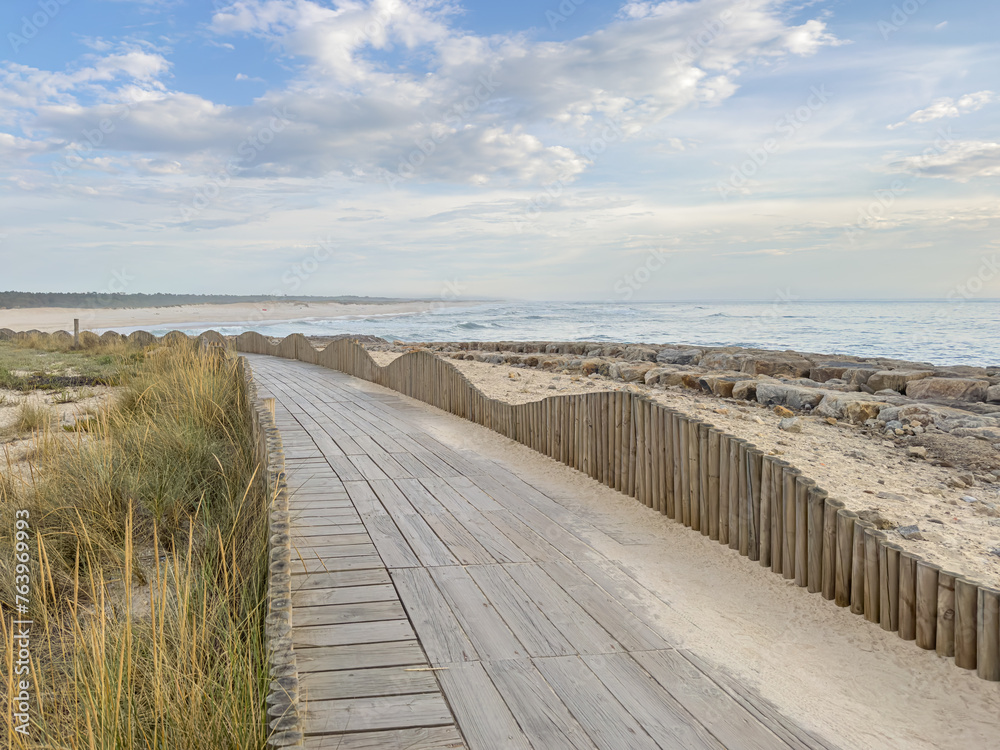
[756,382,826,410]
[610,362,655,382]
[656,348,702,365]
[581,358,603,376]
[698,375,742,398]
[623,345,658,362]
[732,380,758,401]
[988,385,1000,403]
[809,364,853,382]
[843,367,878,386]
[700,351,744,371]
[740,355,813,378]
[867,369,935,393]
[937,365,989,378]
[906,377,990,403]
[815,392,890,422]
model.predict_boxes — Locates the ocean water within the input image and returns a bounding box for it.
[128,300,1000,367]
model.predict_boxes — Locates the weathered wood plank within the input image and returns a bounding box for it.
[435,660,533,750]
[302,725,465,749]
[429,566,527,660]
[291,584,398,609]
[303,693,454,735]
[292,599,406,627]
[293,619,415,648]
[296,640,426,673]
[299,666,441,702]
[391,567,479,664]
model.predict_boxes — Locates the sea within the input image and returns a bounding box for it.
[123,300,1000,367]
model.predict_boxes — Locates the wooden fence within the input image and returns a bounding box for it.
[231,331,1000,684]
[5,327,995,683]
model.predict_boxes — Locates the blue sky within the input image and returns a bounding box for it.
[1,0,998,301]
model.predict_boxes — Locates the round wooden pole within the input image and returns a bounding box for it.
[835,508,855,607]
[915,560,939,650]
[737,440,748,556]
[879,542,901,632]
[806,486,826,594]
[698,424,710,535]
[863,526,882,623]
[850,520,870,616]
[898,551,917,641]
[679,416,690,527]
[936,570,957,658]
[954,577,978,670]
[794,476,815,588]
[759,456,772,567]
[748,446,762,562]
[708,429,721,541]
[977,586,1000,681]
[822,498,843,601]
[728,438,740,550]
[689,420,701,532]
[781,466,799,579]
[718,435,730,544]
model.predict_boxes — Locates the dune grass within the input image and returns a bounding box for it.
[0,336,140,392]
[0,342,269,748]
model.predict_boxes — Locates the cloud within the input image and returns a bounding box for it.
[888,90,997,129]
[887,140,1000,181]
[4,0,840,191]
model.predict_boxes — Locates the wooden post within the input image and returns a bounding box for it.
[835,508,855,607]
[794,476,814,588]
[679,416,690,527]
[263,397,276,418]
[822,498,842,601]
[759,457,772,567]
[936,570,957,658]
[708,429,721,541]
[728,439,739,550]
[850,520,869,616]
[955,578,978,670]
[898,551,917,641]
[698,424,709,536]
[73,318,80,349]
[671,413,682,521]
[689,420,700,531]
[770,460,785,575]
[737,440,748,556]
[748,446,761,562]
[781,466,799,579]
[718,435,730,544]
[806,486,825,594]
[879,542,900,632]
[915,560,939,650]
[977,586,1000,681]
[863,526,882,623]
[664,408,675,518]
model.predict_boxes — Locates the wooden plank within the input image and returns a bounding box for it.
[680,650,839,750]
[542,562,670,652]
[435,660,533,750]
[302,726,464,750]
[296,640,426,673]
[299,665,441,701]
[291,569,392,591]
[303,693,453,735]
[293,619,416,648]
[633,649,787,750]
[503,563,622,655]
[370,479,459,567]
[466,565,574,657]
[583,653,723,749]
[291,554,384,575]
[293,599,406,627]
[483,659,598,750]
[349,454,391,481]
[533,655,659,750]
[482,510,562,563]
[429,565,527,660]
[328,455,367,481]
[421,512,497,565]
[391,568,480,664]
[292,584,398,608]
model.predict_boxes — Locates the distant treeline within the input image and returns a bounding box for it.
[0,292,416,310]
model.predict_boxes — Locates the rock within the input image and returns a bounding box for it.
[697,375,739,398]
[878,491,908,501]
[581,358,603,375]
[779,417,803,433]
[773,405,794,418]
[623,345,658,362]
[908,446,928,459]
[867,369,935,393]
[656,348,702,365]
[937,365,989,378]
[897,525,924,541]
[985,384,1000,403]
[610,362,655,382]
[814,392,887,422]
[857,510,895,530]
[874,389,899,397]
[961,495,979,504]
[843,367,878,386]
[756,382,825,411]
[732,380,758,401]
[949,427,1000,441]
[906,377,990,402]
[643,367,670,385]
[809,364,854,382]
[740,355,813,378]
[825,417,837,425]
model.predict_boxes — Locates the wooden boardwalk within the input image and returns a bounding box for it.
[250,355,839,750]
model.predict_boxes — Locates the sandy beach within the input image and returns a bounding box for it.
[0,300,474,334]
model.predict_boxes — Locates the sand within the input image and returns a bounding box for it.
[367,350,1000,588]
[348,373,1000,750]
[0,300,473,334]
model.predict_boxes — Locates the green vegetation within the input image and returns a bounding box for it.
[0,339,136,391]
[0,343,269,748]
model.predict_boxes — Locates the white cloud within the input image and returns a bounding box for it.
[887,140,1000,181]
[888,90,996,129]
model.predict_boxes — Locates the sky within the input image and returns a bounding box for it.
[1,0,998,302]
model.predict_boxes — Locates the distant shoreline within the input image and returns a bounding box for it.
[0,300,482,333]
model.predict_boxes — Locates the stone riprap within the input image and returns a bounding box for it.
[367,340,1000,445]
